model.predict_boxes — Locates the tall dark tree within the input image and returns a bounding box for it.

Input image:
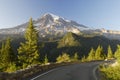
[87,48,95,61]
[107,45,113,59]
[95,45,104,60]
[18,18,40,68]
[0,38,16,68]
[0,42,5,67]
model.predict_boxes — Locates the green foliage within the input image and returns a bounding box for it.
[95,45,104,60]
[73,52,79,61]
[114,45,120,63]
[57,32,80,48]
[56,53,71,63]
[0,42,4,67]
[0,38,16,71]
[18,18,40,68]
[100,45,120,80]
[107,45,113,59]
[87,48,95,61]
[22,63,28,69]
[81,55,87,62]
[6,63,17,73]
[9,31,120,62]
[100,65,120,80]
[44,55,49,64]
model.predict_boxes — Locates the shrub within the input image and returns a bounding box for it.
[100,65,120,80]
[6,63,17,73]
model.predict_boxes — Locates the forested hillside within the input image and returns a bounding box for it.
[2,32,119,62]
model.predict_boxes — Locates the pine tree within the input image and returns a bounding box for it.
[57,32,80,48]
[81,55,86,62]
[114,45,120,63]
[107,45,113,59]
[0,53,1,71]
[56,55,62,63]
[18,18,40,68]
[0,38,16,70]
[4,38,16,63]
[44,55,49,64]
[56,53,71,63]
[95,45,104,60]
[0,42,5,67]
[73,52,79,61]
[87,48,95,61]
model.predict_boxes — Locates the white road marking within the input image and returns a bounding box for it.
[30,68,59,80]
[93,65,98,80]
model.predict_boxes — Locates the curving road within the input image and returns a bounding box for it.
[30,61,103,80]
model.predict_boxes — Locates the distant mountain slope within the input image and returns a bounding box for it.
[0,13,88,38]
[39,33,120,61]
[0,13,120,40]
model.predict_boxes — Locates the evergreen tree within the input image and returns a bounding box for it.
[107,45,113,59]
[56,55,62,63]
[44,55,49,64]
[87,48,95,61]
[18,18,40,68]
[95,45,104,60]
[57,32,80,48]
[0,38,16,70]
[56,53,71,63]
[81,55,86,62]
[114,45,120,63]
[0,42,5,67]
[4,38,16,63]
[73,52,79,61]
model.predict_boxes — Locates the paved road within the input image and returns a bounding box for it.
[31,61,103,80]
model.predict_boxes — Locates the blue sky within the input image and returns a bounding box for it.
[0,0,120,30]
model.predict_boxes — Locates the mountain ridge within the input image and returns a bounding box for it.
[0,13,87,38]
[0,13,120,40]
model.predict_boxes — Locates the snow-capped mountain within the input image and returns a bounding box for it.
[0,13,88,37]
[0,13,120,40]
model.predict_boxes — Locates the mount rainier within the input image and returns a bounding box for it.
[0,13,120,40]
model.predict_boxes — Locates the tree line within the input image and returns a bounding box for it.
[86,45,114,61]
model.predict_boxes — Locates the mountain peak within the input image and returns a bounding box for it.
[0,13,89,37]
[43,13,60,20]
[1,13,120,40]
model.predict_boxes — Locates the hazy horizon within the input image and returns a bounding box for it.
[0,0,120,30]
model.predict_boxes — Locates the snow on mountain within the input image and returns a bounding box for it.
[46,13,60,20]
[0,13,89,36]
[0,13,120,40]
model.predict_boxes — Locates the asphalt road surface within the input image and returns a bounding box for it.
[31,61,103,80]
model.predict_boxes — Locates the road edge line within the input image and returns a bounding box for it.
[30,68,59,80]
[93,65,99,80]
